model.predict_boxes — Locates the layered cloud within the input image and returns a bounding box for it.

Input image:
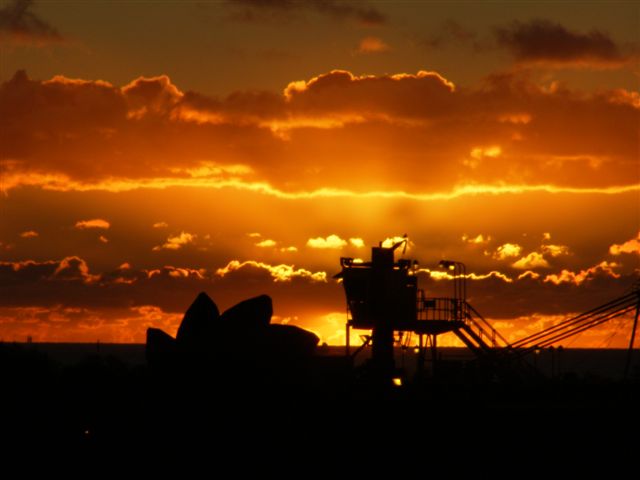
[0,256,99,286]
[543,261,621,286]
[0,241,634,342]
[0,255,330,311]
[1,68,638,198]
[215,259,327,283]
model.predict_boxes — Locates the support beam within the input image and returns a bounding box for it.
[430,334,438,377]
[345,321,350,358]
[417,334,425,375]
[624,299,639,379]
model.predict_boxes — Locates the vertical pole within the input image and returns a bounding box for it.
[451,264,457,323]
[430,334,438,378]
[462,263,467,321]
[371,247,395,385]
[624,301,639,379]
[345,321,350,358]
[417,334,425,376]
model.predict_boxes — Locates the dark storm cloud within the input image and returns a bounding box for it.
[228,0,386,25]
[494,19,633,67]
[0,0,63,44]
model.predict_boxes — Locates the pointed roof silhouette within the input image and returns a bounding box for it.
[220,294,273,328]
[176,291,220,346]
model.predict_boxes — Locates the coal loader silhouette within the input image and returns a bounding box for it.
[147,238,639,389]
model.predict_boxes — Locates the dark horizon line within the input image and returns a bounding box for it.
[3,341,632,351]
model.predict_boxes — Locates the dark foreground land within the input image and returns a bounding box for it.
[1,342,639,460]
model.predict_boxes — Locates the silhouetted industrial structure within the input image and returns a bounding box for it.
[336,238,640,384]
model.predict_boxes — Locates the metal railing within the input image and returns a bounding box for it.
[416,291,510,350]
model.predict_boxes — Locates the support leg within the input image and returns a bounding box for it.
[430,334,438,378]
[345,322,350,358]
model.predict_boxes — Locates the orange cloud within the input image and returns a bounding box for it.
[99,235,109,244]
[2,68,638,198]
[307,235,347,249]
[349,238,365,248]
[356,36,391,54]
[153,222,168,228]
[512,252,550,269]
[609,232,640,255]
[541,244,570,257]
[381,236,412,250]
[462,233,491,245]
[215,260,327,283]
[464,146,503,169]
[498,113,532,124]
[0,258,57,272]
[517,270,540,280]
[470,146,502,160]
[43,75,113,89]
[121,75,184,118]
[494,243,522,260]
[543,261,621,285]
[20,230,38,238]
[152,232,196,251]
[172,162,253,178]
[52,256,100,284]
[419,269,513,283]
[166,267,206,279]
[5,163,638,199]
[75,218,110,229]
[284,70,456,110]
[466,271,514,283]
[256,239,277,248]
[607,89,640,109]
[145,265,206,280]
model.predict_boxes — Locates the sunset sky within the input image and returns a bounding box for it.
[1,0,638,346]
